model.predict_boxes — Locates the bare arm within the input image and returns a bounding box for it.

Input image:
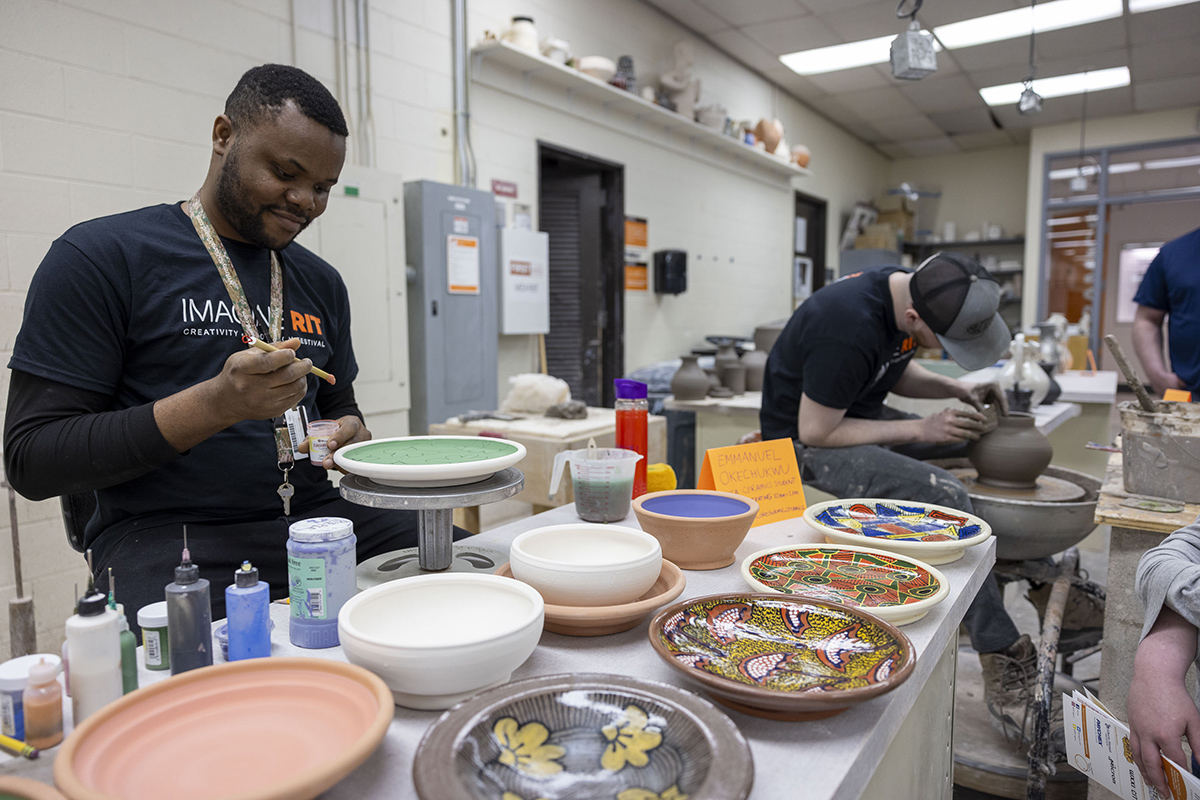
[1133,305,1185,396]
[892,361,1009,414]
[797,392,986,448]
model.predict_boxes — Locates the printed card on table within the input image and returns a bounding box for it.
[696,438,805,527]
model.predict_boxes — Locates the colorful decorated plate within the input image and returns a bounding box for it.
[648,593,914,721]
[739,543,949,625]
[803,498,992,565]
[413,673,753,800]
[334,435,527,487]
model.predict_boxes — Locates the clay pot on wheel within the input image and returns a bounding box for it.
[670,355,709,400]
[967,412,1053,489]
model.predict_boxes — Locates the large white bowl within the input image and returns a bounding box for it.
[337,574,544,710]
[509,523,662,606]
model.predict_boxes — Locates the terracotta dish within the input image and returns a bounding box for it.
[740,543,949,625]
[333,435,527,488]
[803,498,992,565]
[632,490,759,569]
[495,559,686,636]
[0,777,68,800]
[648,593,915,721]
[412,672,753,800]
[54,658,392,800]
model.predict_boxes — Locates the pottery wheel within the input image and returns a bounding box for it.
[950,469,1087,503]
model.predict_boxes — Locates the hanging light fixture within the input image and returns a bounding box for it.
[890,0,938,80]
[1070,77,1099,193]
[1017,0,1043,114]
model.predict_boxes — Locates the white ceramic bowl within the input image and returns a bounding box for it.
[337,574,544,710]
[578,55,616,82]
[509,523,662,606]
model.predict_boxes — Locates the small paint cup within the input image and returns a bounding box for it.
[137,601,170,671]
[307,420,339,465]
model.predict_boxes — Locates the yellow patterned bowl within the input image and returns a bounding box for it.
[412,673,753,800]
[648,593,915,721]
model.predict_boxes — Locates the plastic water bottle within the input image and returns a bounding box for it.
[287,518,356,648]
[226,561,270,660]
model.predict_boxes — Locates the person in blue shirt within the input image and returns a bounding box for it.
[1133,226,1200,396]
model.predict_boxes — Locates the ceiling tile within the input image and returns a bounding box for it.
[1033,19,1128,63]
[694,0,810,26]
[741,14,840,55]
[705,28,783,71]
[1008,128,1031,144]
[837,85,921,120]
[991,86,1131,128]
[1036,48,1130,78]
[1134,74,1200,111]
[840,119,889,143]
[643,0,734,34]
[950,37,1031,73]
[1130,39,1200,81]
[897,136,962,157]
[1130,3,1200,46]
[877,142,912,158]
[928,107,1000,135]
[806,96,866,126]
[951,130,1016,150]
[919,0,1023,27]
[803,64,891,93]
[821,0,911,39]
[1078,86,1134,118]
[762,68,831,102]
[873,114,945,141]
[898,74,986,113]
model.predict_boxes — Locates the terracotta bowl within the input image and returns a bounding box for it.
[509,523,662,606]
[740,543,949,625]
[496,559,686,636]
[54,658,392,800]
[413,673,754,800]
[648,593,915,721]
[338,573,544,710]
[803,498,992,565]
[632,490,759,570]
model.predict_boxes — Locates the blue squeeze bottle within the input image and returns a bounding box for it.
[225,561,270,661]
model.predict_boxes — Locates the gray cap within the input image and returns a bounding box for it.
[910,252,1011,371]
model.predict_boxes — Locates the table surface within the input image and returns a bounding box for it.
[961,367,1118,405]
[1095,450,1200,533]
[4,505,995,800]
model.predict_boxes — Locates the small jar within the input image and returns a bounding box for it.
[0,654,61,740]
[287,517,357,649]
[504,15,538,52]
[137,601,170,671]
[306,419,339,465]
[23,659,62,750]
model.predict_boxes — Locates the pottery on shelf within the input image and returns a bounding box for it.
[741,348,768,392]
[713,342,739,385]
[508,523,662,607]
[723,363,746,395]
[633,490,758,569]
[671,354,710,400]
[967,412,1053,490]
[1039,362,1062,405]
[578,55,616,82]
[610,54,636,92]
[501,16,538,53]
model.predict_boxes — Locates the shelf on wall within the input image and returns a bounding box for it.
[901,237,1025,254]
[470,40,812,182]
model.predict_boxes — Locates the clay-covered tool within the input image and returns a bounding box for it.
[1103,334,1157,412]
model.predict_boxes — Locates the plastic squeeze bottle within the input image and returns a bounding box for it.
[22,659,62,750]
[165,533,213,675]
[106,573,138,695]
[614,379,649,499]
[65,589,122,725]
[225,561,270,661]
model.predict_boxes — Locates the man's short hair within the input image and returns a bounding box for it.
[225,64,349,137]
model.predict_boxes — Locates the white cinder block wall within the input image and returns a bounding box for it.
[0,0,890,653]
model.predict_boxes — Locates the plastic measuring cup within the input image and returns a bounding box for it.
[550,448,644,523]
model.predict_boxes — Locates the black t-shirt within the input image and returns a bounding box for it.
[760,267,916,441]
[8,202,359,541]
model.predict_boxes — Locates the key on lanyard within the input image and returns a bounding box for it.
[274,417,295,516]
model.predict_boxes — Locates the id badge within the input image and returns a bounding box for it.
[284,406,308,460]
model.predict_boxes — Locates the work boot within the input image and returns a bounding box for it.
[979,634,1067,760]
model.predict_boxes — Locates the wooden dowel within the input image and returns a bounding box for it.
[246,338,336,385]
[1102,334,1155,412]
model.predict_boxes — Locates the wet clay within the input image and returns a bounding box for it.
[967,412,1053,490]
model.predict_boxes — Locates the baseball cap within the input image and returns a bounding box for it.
[910,252,1011,370]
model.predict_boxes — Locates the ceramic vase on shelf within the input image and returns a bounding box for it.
[503,16,538,52]
[714,343,739,385]
[998,339,1050,407]
[967,412,1053,489]
[741,348,768,392]
[670,355,709,401]
[723,363,746,396]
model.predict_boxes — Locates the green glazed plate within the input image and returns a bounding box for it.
[334,436,527,487]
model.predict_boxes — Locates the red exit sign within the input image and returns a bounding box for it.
[491,179,518,198]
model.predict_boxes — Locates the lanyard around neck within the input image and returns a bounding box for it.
[187,192,283,343]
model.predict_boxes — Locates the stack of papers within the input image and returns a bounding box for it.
[1065,689,1200,799]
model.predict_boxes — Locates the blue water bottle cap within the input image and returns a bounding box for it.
[614,379,648,400]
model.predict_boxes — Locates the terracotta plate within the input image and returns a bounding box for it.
[495,560,686,636]
[740,543,949,625]
[55,658,393,800]
[334,435,527,487]
[413,672,753,800]
[0,777,67,800]
[803,498,992,565]
[648,593,915,721]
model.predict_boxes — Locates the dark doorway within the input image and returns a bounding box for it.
[538,143,625,407]
[794,191,828,301]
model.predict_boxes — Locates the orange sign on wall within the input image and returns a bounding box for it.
[625,263,648,291]
[625,216,648,248]
[696,438,806,527]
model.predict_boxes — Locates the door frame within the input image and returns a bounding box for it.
[537,141,626,407]
[794,189,829,298]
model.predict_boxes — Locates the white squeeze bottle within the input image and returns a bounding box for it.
[65,586,123,725]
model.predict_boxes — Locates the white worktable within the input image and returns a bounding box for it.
[3,504,995,800]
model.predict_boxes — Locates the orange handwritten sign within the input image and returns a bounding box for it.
[696,438,805,527]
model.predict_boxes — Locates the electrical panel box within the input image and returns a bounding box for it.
[500,228,550,335]
[404,180,498,433]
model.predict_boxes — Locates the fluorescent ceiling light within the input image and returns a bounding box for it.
[1144,155,1200,169]
[1110,162,1142,173]
[1129,0,1200,11]
[935,0,1121,49]
[1053,240,1096,248]
[780,34,942,75]
[1048,229,1093,238]
[1048,216,1083,225]
[980,67,1130,105]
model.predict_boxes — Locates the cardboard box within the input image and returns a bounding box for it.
[855,233,895,250]
[876,194,915,214]
[876,210,915,240]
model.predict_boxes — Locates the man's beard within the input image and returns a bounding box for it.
[214,145,306,250]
